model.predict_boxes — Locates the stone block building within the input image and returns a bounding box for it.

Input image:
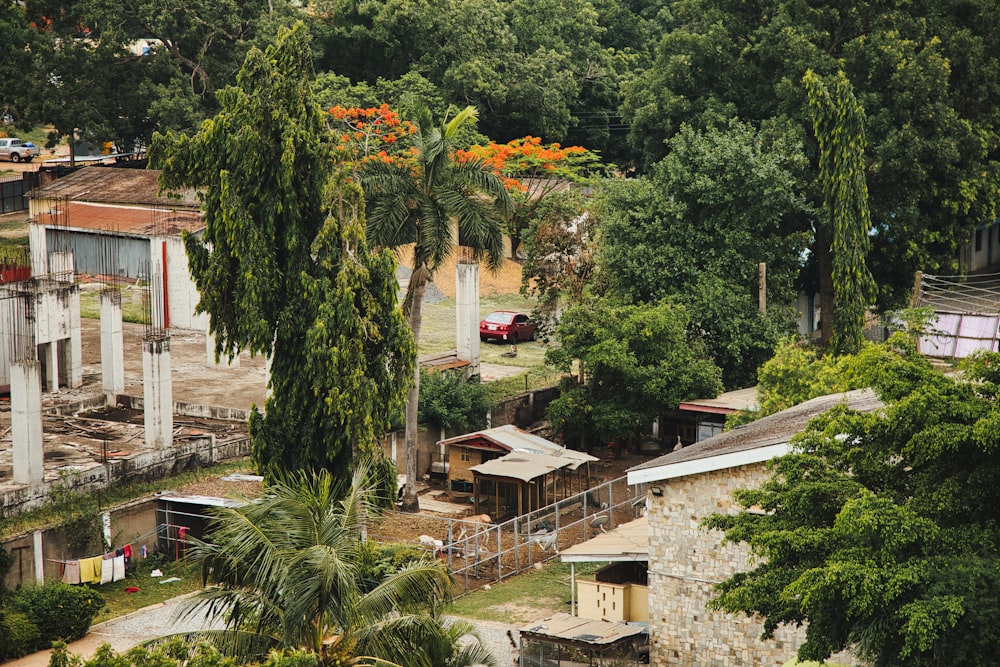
[627,389,881,666]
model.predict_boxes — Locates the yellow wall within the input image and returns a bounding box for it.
[577,580,649,622]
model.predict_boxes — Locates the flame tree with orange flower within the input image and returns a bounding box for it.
[456,137,603,259]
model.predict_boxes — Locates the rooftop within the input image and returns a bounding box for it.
[34,200,204,236]
[560,516,649,563]
[678,386,758,415]
[629,389,882,483]
[31,168,200,209]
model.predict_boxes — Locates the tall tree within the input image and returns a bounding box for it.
[706,338,1000,666]
[361,103,512,512]
[152,23,413,482]
[804,70,877,354]
[620,0,1000,310]
[182,466,493,667]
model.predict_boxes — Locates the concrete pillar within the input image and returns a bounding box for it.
[12,360,44,485]
[68,287,82,387]
[46,341,59,392]
[455,260,481,375]
[206,324,239,368]
[142,335,173,449]
[100,291,125,396]
[29,224,48,276]
[33,531,44,584]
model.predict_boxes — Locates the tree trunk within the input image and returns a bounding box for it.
[816,224,835,348]
[400,263,429,512]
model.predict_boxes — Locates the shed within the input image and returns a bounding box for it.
[518,612,648,667]
[469,448,596,518]
[675,385,758,442]
[28,168,207,331]
[560,516,649,623]
[441,424,594,494]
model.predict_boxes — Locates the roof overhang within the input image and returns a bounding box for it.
[627,443,793,485]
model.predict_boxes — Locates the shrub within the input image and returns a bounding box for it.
[0,610,41,660]
[418,369,492,434]
[7,581,105,648]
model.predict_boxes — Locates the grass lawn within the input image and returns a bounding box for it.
[92,558,203,624]
[447,561,600,625]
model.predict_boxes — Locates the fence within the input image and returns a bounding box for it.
[376,475,647,596]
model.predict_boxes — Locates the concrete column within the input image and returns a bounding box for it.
[100,291,125,396]
[12,360,44,484]
[29,224,48,276]
[68,287,83,388]
[33,531,44,584]
[455,260,481,375]
[142,336,173,449]
[46,341,59,392]
[206,324,239,368]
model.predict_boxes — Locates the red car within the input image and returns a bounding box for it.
[479,311,536,343]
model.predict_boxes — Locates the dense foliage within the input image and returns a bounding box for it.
[1,582,104,658]
[152,24,413,483]
[545,300,723,448]
[706,339,1000,665]
[418,369,493,435]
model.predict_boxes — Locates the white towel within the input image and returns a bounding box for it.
[112,554,126,582]
[100,556,113,584]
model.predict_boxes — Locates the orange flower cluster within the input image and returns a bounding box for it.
[455,136,597,193]
[329,104,417,166]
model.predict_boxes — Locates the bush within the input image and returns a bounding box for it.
[0,610,41,660]
[7,582,105,648]
[418,369,492,434]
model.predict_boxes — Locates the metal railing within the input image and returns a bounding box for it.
[380,475,648,595]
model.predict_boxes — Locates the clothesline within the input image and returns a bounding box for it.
[50,524,173,586]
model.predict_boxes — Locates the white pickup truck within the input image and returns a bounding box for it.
[0,138,35,162]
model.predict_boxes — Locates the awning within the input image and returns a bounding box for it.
[559,516,649,562]
[470,452,573,482]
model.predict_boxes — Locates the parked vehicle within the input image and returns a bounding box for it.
[0,138,35,162]
[479,310,536,343]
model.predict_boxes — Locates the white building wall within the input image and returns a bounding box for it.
[153,234,207,332]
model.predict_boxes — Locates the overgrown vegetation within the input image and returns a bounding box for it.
[0,582,104,659]
[418,370,493,435]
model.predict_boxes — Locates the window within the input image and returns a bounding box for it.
[460,450,470,462]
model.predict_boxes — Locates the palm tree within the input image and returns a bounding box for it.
[363,103,513,512]
[177,465,493,667]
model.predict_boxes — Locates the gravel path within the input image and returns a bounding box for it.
[4,595,521,667]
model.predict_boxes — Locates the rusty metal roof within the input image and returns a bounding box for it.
[470,452,575,482]
[33,201,204,237]
[678,386,759,414]
[520,613,647,646]
[31,167,200,208]
[441,424,596,460]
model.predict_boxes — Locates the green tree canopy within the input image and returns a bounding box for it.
[152,23,413,482]
[706,338,1000,665]
[594,120,807,386]
[545,300,723,448]
[621,0,1000,309]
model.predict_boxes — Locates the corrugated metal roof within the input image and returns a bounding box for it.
[34,201,204,236]
[470,452,573,482]
[31,168,200,208]
[678,386,759,414]
[560,516,649,562]
[629,389,882,475]
[520,612,647,646]
[441,424,597,462]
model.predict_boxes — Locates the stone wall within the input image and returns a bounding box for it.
[647,462,804,666]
